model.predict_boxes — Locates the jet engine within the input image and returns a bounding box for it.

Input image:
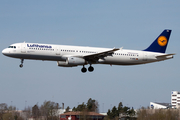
[57,57,86,67]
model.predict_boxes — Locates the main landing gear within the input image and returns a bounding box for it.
[81,65,94,73]
[19,59,24,68]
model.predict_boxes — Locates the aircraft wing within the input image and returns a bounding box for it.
[82,48,119,62]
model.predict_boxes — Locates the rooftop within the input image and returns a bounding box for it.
[154,102,171,107]
[60,111,105,116]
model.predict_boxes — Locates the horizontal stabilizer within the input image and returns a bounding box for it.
[156,53,175,58]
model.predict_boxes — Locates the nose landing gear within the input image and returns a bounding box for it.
[19,59,24,68]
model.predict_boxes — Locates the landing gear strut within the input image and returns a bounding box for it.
[19,59,24,68]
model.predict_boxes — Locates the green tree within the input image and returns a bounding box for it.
[73,98,99,112]
[76,102,86,111]
[65,106,70,113]
[112,106,118,118]
[86,98,99,112]
[117,102,123,113]
[107,109,113,119]
[128,107,135,117]
[71,98,99,120]
[122,106,130,115]
[72,107,76,111]
[107,102,135,120]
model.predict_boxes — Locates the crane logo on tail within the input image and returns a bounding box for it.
[158,36,167,46]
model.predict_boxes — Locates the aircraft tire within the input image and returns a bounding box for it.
[19,64,23,68]
[88,66,94,72]
[81,67,87,73]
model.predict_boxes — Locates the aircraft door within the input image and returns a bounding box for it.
[56,46,61,55]
[21,43,26,53]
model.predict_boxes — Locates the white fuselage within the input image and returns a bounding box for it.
[2,42,173,66]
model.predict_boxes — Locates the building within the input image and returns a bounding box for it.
[150,102,171,109]
[171,91,180,108]
[57,109,72,117]
[60,111,105,120]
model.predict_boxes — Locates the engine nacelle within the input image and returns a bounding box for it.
[68,57,86,65]
[57,61,72,67]
[57,57,86,67]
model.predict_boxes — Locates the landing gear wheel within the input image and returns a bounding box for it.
[19,64,23,68]
[81,67,87,73]
[88,66,94,72]
[19,59,24,68]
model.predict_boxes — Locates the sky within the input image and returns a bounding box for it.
[0,1,180,112]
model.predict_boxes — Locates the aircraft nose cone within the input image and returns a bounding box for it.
[2,48,8,55]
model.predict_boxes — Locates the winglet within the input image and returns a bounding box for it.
[112,48,119,51]
[144,29,172,53]
[120,47,123,50]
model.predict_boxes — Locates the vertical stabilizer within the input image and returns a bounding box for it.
[144,29,171,53]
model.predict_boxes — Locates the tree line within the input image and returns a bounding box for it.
[0,99,135,120]
[0,103,23,120]
[72,98,99,112]
[0,98,99,120]
[1,99,179,120]
[106,102,135,120]
[0,101,60,120]
[137,107,180,120]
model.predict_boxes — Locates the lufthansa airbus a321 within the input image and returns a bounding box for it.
[2,29,175,73]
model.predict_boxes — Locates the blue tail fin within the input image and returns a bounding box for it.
[144,29,172,53]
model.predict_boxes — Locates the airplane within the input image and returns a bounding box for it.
[2,29,175,73]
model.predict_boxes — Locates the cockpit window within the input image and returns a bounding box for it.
[8,46,13,48]
[8,46,16,49]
